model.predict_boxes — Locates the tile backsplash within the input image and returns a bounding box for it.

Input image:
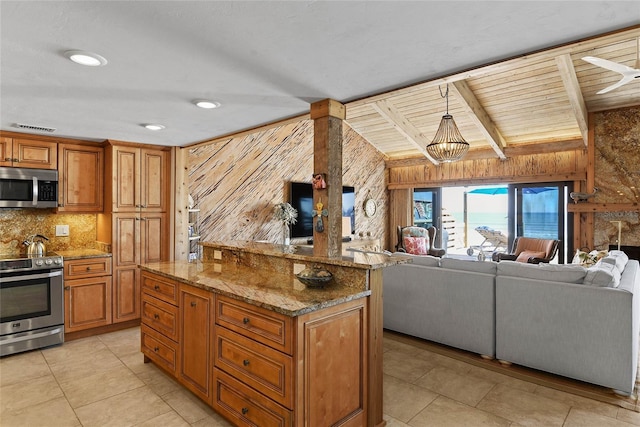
[0,209,98,255]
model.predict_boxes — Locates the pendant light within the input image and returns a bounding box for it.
[425,84,469,163]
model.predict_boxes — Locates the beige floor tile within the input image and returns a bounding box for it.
[74,385,172,427]
[41,336,106,365]
[384,337,425,356]
[98,327,141,357]
[467,364,538,393]
[48,348,124,382]
[476,383,570,426]
[134,410,190,426]
[0,350,51,387]
[564,408,636,426]
[163,388,215,424]
[59,365,145,408]
[408,395,511,427]
[414,366,496,407]
[384,349,439,383]
[383,374,439,423]
[191,412,235,426]
[0,396,80,427]
[0,374,63,412]
[383,413,411,426]
[533,385,619,418]
[137,367,183,397]
[415,349,475,375]
[617,408,640,426]
[119,352,158,375]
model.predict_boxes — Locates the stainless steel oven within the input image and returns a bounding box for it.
[0,253,64,356]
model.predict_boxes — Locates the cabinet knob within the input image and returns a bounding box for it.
[64,286,70,290]
[154,285,160,290]
[153,313,159,319]
[86,267,91,271]
[12,158,19,162]
[190,301,197,307]
[243,359,250,366]
[241,407,249,415]
[154,347,159,352]
[242,317,250,324]
[140,217,147,221]
[3,157,10,161]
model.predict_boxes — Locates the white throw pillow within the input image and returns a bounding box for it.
[584,262,621,288]
[600,250,629,275]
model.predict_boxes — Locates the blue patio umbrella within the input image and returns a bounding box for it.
[468,187,555,195]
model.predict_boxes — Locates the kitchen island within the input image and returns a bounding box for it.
[141,241,409,427]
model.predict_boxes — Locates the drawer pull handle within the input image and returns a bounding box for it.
[241,407,249,415]
[191,301,197,307]
[242,317,250,324]
[154,347,159,352]
[154,313,159,319]
[243,359,250,366]
[86,267,91,271]
[154,285,160,290]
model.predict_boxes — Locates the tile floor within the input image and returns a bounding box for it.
[1,327,639,426]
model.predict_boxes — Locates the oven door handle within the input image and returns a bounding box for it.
[0,270,63,283]
[0,327,63,345]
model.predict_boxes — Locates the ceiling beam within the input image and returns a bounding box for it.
[450,80,507,159]
[370,99,439,165]
[555,54,589,146]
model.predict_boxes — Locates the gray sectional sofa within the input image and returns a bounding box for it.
[383,251,640,394]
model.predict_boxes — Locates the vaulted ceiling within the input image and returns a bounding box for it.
[1,1,639,159]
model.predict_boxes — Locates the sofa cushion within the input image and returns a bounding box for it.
[403,236,428,255]
[441,257,497,274]
[497,260,587,283]
[584,262,621,288]
[401,253,441,267]
[600,250,629,274]
[516,250,546,263]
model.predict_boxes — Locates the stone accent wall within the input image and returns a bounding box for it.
[593,106,640,249]
[189,120,389,249]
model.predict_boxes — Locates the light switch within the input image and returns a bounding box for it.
[55,225,70,237]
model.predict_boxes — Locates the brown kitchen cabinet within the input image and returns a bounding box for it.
[110,145,169,212]
[63,257,113,333]
[57,143,104,212]
[0,137,57,169]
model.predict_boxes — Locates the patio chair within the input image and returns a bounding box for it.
[466,226,508,257]
[492,236,560,264]
[396,225,446,257]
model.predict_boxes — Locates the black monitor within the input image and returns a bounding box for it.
[289,182,355,238]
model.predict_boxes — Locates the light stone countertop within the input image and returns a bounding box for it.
[56,249,112,260]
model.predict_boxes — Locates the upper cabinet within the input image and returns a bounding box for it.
[58,143,104,212]
[1,137,57,169]
[110,145,169,212]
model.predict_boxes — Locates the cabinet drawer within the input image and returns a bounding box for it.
[141,272,178,305]
[216,295,293,354]
[213,368,292,427]
[141,293,179,342]
[141,324,178,375]
[64,257,112,279]
[215,326,293,408]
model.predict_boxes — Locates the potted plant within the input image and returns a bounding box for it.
[274,202,298,245]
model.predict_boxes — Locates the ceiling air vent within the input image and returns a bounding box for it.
[14,123,57,133]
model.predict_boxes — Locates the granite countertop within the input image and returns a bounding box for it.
[141,260,371,317]
[201,240,410,269]
[56,249,112,260]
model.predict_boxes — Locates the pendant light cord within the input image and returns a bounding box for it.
[438,84,450,115]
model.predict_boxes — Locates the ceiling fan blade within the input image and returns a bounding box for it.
[582,56,637,74]
[596,74,635,94]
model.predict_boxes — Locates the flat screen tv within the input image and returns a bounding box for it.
[289,182,355,239]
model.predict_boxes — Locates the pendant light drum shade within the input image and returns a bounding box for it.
[426,114,470,162]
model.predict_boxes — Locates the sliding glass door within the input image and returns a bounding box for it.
[507,183,572,263]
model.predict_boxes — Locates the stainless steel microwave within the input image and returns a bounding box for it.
[0,167,58,208]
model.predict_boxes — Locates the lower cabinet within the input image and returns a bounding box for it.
[64,257,113,333]
[140,271,368,427]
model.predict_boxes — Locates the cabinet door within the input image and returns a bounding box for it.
[0,137,12,167]
[140,213,168,264]
[113,214,140,268]
[65,276,112,333]
[113,146,139,212]
[113,267,140,323]
[179,285,213,402]
[13,138,57,169]
[58,143,104,212]
[140,148,168,212]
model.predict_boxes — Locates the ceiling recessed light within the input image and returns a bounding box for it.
[194,100,221,109]
[64,50,108,67]
[143,124,165,131]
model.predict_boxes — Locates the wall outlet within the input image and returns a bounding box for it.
[55,225,70,237]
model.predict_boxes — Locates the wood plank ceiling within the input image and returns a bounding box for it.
[345,27,640,166]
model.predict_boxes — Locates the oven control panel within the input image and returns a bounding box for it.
[0,255,63,272]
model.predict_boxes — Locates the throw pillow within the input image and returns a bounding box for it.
[600,250,629,274]
[572,249,608,267]
[403,236,428,255]
[584,262,621,288]
[515,250,546,263]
